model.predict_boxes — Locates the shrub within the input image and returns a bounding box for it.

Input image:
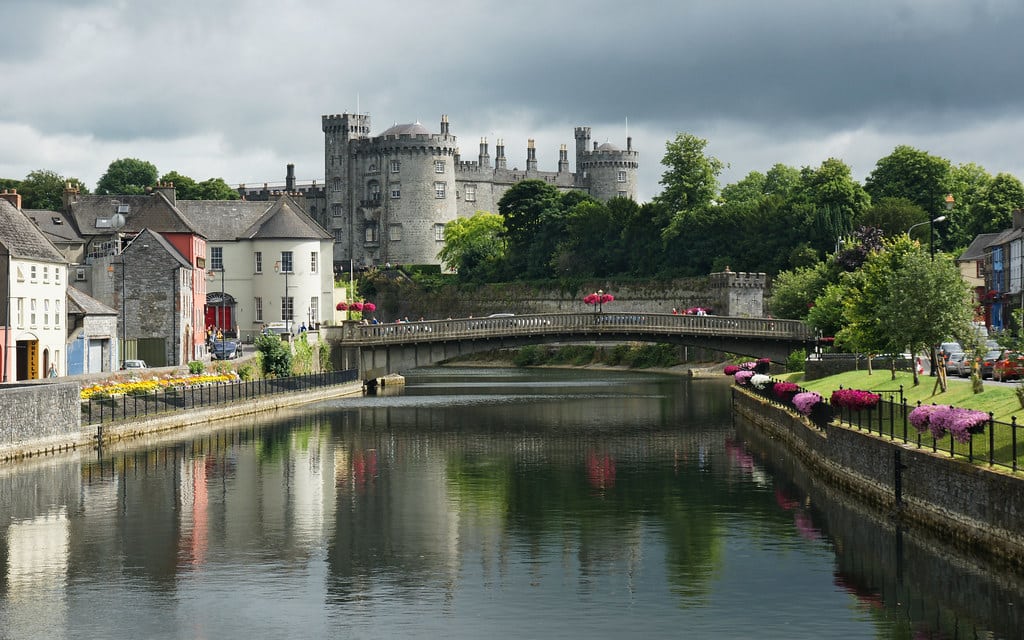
[514,345,547,366]
[773,381,800,401]
[830,389,881,411]
[786,348,806,372]
[792,391,823,416]
[604,344,631,366]
[750,374,771,389]
[255,334,293,378]
[735,370,754,385]
[909,404,988,443]
[724,364,740,375]
[237,363,256,381]
[188,360,204,374]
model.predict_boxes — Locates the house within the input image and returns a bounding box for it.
[176,193,335,342]
[66,287,118,374]
[0,190,68,380]
[957,233,999,327]
[974,209,1024,332]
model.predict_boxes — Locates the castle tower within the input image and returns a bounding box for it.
[322,112,372,268]
[558,144,569,174]
[709,269,767,317]
[526,139,538,172]
[575,129,639,201]
[574,127,591,189]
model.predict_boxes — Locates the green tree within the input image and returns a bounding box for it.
[655,132,725,215]
[944,162,992,249]
[797,158,871,252]
[763,163,802,198]
[720,171,766,204]
[159,171,199,199]
[768,262,832,320]
[17,170,89,210]
[864,145,951,217]
[859,196,927,240]
[96,158,159,195]
[497,180,568,279]
[436,212,507,281]
[254,334,292,378]
[967,172,1024,237]
[196,177,241,200]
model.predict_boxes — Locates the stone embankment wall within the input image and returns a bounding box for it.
[0,382,83,456]
[805,354,915,380]
[733,386,1024,568]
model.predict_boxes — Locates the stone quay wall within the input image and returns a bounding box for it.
[0,382,83,456]
[732,386,1024,568]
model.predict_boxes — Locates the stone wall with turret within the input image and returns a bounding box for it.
[710,270,766,317]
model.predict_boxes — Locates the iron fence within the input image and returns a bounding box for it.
[82,369,359,426]
[742,379,1022,472]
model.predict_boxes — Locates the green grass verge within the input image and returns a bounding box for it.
[776,369,1024,423]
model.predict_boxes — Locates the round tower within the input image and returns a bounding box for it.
[576,135,639,201]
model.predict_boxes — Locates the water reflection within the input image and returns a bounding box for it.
[0,368,1020,639]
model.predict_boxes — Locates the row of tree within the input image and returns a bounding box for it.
[0,158,240,210]
[440,135,1024,281]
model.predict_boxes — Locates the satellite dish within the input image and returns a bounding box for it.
[110,213,126,230]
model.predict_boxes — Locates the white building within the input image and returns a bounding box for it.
[0,192,68,380]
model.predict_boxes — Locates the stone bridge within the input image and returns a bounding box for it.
[322,313,815,382]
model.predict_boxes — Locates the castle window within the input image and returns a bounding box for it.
[332,203,343,217]
[434,224,445,242]
[332,177,342,192]
[390,160,400,173]
[391,184,401,199]
[389,224,402,241]
[368,180,381,200]
[434,182,446,198]
[465,184,476,202]
[618,191,627,198]
[434,160,445,173]
[617,170,626,182]
[365,224,380,243]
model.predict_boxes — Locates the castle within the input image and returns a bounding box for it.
[319,113,639,270]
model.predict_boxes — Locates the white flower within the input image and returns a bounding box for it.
[751,374,772,389]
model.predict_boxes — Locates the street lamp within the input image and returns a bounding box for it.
[274,259,290,335]
[207,268,224,356]
[907,215,947,260]
[932,194,955,261]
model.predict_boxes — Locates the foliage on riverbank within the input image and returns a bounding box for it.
[778,369,1023,423]
[449,343,697,370]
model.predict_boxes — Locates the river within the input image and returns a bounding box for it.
[0,366,1020,639]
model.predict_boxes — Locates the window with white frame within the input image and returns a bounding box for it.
[434,182,446,198]
[391,184,401,199]
[280,250,293,273]
[282,296,293,322]
[30,299,36,326]
[16,267,23,282]
[389,224,402,241]
[55,267,61,285]
[16,299,23,327]
[254,251,263,274]
[434,223,446,241]
[211,247,223,270]
[44,299,49,326]
[617,170,627,182]
[43,266,49,282]
[434,160,445,173]
[55,300,61,327]
[310,296,319,324]
[311,251,318,274]
[255,296,263,322]
[390,159,400,173]
[465,184,476,202]
[75,267,86,281]
[365,224,380,243]
[30,265,37,282]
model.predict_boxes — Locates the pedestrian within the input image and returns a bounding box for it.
[672,308,678,315]
[48,363,57,378]
[299,322,307,332]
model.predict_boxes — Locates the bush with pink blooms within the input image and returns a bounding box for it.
[734,370,754,385]
[792,391,824,416]
[773,382,800,402]
[909,404,989,443]
[724,365,741,375]
[830,389,881,412]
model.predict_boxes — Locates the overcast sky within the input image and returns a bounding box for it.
[2,0,1022,203]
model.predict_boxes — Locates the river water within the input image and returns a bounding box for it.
[1,366,1021,639]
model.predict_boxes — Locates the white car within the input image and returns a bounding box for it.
[122,359,147,370]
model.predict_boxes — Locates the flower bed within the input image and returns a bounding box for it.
[830,389,881,412]
[908,404,989,443]
[773,382,800,402]
[81,372,238,400]
[792,391,824,416]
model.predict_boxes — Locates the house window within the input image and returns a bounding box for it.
[76,267,86,282]
[434,182,446,198]
[30,299,36,327]
[55,300,61,327]
[255,297,263,322]
[977,262,984,278]
[391,184,401,199]
[390,160,400,173]
[617,170,627,183]
[311,251,318,274]
[434,224,446,242]
[44,299,49,327]
[365,224,380,243]
[254,251,263,274]
[30,265,37,282]
[310,296,319,324]
[16,267,24,282]
[16,299,23,327]
[389,224,402,241]
[434,160,445,173]
[465,184,476,202]
[279,250,293,273]
[55,267,61,285]
[282,296,293,322]
[43,266,49,283]
[211,247,223,270]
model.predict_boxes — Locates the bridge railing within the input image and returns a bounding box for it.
[331,313,813,345]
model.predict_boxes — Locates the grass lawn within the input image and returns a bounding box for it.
[777,369,1024,423]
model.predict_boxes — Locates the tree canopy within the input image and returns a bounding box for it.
[96,158,159,195]
[437,212,507,281]
[14,170,90,210]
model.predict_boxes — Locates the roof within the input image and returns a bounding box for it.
[178,194,331,242]
[596,142,621,152]
[66,286,117,316]
[25,208,84,244]
[380,122,432,137]
[66,191,202,238]
[0,199,67,263]
[129,228,193,270]
[958,233,1000,262]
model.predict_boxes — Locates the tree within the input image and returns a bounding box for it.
[436,212,507,281]
[497,180,568,279]
[655,133,725,215]
[763,163,802,199]
[254,334,292,378]
[16,169,89,210]
[967,172,1024,237]
[720,171,766,204]
[196,177,241,200]
[864,145,951,217]
[859,197,927,240]
[96,158,158,195]
[159,171,199,199]
[797,158,871,252]
[768,262,832,320]
[944,162,992,249]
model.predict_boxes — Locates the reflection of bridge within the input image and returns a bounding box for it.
[324,313,814,381]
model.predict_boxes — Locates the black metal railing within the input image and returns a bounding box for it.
[81,369,359,426]
[740,378,1022,472]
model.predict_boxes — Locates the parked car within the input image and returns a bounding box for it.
[121,359,147,370]
[944,351,968,377]
[211,340,241,360]
[938,342,963,362]
[993,351,1024,381]
[976,349,1004,379]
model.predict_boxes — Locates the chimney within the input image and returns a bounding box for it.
[1013,209,1024,230]
[0,188,22,210]
[62,182,80,210]
[153,181,176,205]
[286,163,296,191]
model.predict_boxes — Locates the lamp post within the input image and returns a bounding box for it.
[274,260,290,335]
[207,268,224,356]
[908,215,947,260]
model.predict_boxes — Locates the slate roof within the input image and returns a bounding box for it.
[67,286,117,316]
[66,191,202,237]
[958,233,1000,262]
[380,122,432,137]
[177,194,331,242]
[129,228,193,269]
[0,199,67,262]
[25,208,84,244]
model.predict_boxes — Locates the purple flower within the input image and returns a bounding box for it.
[908,405,988,443]
[830,389,881,411]
[734,370,754,385]
[724,365,740,375]
[792,391,823,415]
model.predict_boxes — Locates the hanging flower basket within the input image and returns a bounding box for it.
[830,389,881,412]
[336,302,349,311]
